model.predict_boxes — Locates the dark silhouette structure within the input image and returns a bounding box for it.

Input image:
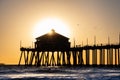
[18,30,120,66]
[35,29,70,51]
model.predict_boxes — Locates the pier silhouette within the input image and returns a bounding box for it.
[18,29,120,66]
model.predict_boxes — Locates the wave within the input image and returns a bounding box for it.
[0,65,120,80]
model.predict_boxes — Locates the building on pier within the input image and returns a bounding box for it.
[19,29,83,66]
[35,29,70,51]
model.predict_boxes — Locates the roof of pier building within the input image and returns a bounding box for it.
[36,29,69,41]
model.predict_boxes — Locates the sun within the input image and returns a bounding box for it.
[32,18,70,38]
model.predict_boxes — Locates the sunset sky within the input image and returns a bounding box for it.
[0,0,120,64]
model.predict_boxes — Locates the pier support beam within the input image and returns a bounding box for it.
[115,49,117,65]
[72,51,77,66]
[100,49,105,65]
[109,48,113,65]
[107,49,110,65]
[66,51,71,66]
[118,48,120,65]
[92,49,97,65]
[29,51,35,66]
[50,52,56,66]
[78,50,83,65]
[86,49,90,65]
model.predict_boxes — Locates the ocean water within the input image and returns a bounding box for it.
[0,65,120,80]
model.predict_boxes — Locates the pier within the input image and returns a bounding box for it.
[18,30,120,66]
[19,44,120,66]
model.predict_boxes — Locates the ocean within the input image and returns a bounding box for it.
[0,65,120,80]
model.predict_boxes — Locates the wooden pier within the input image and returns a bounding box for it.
[18,44,120,66]
[18,29,120,66]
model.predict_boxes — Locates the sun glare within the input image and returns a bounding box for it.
[32,18,70,38]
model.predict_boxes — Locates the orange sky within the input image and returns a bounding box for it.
[0,0,120,64]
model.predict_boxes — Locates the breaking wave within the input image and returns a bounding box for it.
[0,65,120,80]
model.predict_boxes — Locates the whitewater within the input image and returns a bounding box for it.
[0,65,120,80]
